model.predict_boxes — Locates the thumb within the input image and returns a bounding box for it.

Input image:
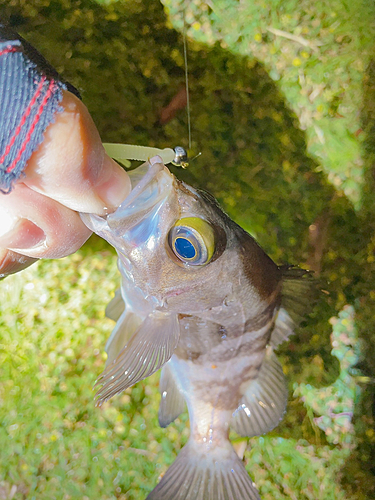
[23,90,131,215]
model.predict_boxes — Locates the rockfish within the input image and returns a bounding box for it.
[81,155,312,500]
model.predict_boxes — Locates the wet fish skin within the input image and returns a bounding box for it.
[81,156,310,500]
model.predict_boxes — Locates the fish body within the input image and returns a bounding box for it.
[81,156,308,500]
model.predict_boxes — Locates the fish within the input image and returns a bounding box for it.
[80,154,314,500]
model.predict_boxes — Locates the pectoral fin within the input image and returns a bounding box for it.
[158,362,186,428]
[95,311,180,406]
[231,349,287,437]
[105,309,143,366]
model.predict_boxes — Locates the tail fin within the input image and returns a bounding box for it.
[147,439,260,500]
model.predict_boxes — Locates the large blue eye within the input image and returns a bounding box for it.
[168,217,215,266]
[174,236,196,259]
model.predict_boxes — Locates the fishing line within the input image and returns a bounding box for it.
[183,9,192,152]
[103,8,194,169]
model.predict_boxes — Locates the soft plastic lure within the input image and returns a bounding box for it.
[103,143,189,168]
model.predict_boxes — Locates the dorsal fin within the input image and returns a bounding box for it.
[231,348,287,437]
[280,265,318,323]
[270,266,318,347]
[270,307,294,347]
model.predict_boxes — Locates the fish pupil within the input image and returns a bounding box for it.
[174,237,196,259]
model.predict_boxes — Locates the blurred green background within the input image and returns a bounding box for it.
[1,0,375,498]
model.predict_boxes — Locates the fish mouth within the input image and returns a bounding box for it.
[81,156,174,240]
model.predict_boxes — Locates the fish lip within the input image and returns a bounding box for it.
[112,159,164,213]
[81,156,174,237]
[106,157,172,233]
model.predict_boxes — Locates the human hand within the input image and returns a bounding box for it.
[0,90,131,279]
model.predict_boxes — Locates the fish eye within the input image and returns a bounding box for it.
[168,217,215,266]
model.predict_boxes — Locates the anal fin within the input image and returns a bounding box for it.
[105,288,125,322]
[158,362,186,428]
[231,349,287,437]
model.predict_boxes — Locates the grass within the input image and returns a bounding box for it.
[164,0,375,208]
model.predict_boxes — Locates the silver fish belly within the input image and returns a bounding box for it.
[81,155,311,500]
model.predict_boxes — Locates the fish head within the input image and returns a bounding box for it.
[82,156,281,317]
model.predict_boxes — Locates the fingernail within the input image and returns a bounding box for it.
[0,219,46,250]
[96,155,131,213]
[0,249,38,279]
